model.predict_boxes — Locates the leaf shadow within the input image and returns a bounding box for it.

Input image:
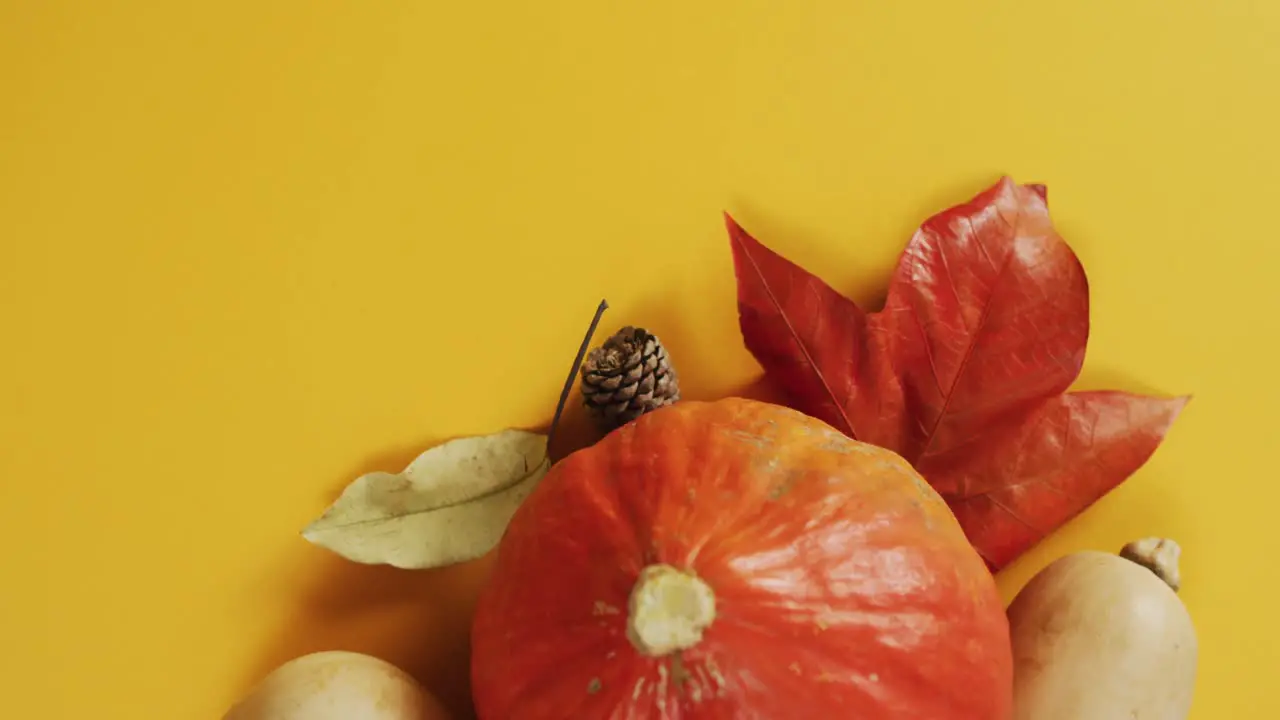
[724,174,1004,313]
[238,443,500,720]
[595,286,793,409]
[719,372,791,406]
[1072,362,1193,401]
[628,289,712,399]
[720,203,898,315]
[237,339,626,719]
[725,196,893,311]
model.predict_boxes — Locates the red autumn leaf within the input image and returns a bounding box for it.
[941,391,1187,568]
[728,176,1188,569]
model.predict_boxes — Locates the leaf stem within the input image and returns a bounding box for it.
[547,299,609,455]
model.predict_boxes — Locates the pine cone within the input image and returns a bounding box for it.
[580,326,680,431]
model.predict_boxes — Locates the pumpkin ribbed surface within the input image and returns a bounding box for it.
[471,398,1012,719]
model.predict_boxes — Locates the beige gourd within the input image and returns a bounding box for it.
[1008,538,1197,720]
[224,650,451,720]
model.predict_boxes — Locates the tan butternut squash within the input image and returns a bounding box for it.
[1007,538,1197,720]
[223,651,451,720]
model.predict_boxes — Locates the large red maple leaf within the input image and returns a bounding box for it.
[729,177,1188,570]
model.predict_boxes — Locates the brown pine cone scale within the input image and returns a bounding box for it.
[580,326,680,431]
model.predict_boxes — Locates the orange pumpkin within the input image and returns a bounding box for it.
[471,398,1012,719]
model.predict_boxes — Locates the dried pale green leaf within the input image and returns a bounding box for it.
[301,429,549,569]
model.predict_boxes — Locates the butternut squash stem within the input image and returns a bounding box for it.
[547,298,609,457]
[1119,537,1183,592]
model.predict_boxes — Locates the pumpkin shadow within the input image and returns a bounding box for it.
[236,286,793,720]
[237,391,612,719]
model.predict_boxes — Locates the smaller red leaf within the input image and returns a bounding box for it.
[939,391,1189,569]
[728,177,1189,569]
[728,214,907,449]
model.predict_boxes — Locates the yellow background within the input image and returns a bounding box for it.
[2,2,1275,717]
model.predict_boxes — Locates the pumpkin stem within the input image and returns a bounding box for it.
[1119,537,1182,592]
[626,564,717,657]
